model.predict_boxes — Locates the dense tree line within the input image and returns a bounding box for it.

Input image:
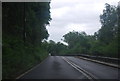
[47,3,118,58]
[2,2,51,79]
[2,2,119,79]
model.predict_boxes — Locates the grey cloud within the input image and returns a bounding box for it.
[47,0,119,42]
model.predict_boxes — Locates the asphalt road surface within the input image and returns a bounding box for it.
[66,56,119,79]
[19,56,119,79]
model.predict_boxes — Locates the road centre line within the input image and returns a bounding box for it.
[62,57,97,80]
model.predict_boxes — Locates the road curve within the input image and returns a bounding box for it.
[19,56,87,79]
[18,56,119,79]
[66,56,119,79]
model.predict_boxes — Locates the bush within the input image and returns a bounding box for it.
[3,36,48,79]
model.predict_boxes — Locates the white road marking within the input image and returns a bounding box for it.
[62,57,97,81]
[16,56,50,79]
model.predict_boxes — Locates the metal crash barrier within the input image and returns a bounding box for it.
[78,54,120,65]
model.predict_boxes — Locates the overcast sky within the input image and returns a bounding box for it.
[46,0,119,43]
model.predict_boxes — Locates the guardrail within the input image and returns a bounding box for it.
[60,54,120,65]
[76,54,120,65]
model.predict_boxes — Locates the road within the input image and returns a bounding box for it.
[66,56,119,79]
[19,56,119,79]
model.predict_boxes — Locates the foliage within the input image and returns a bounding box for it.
[2,2,51,79]
[63,31,90,54]
[2,2,119,79]
[45,40,67,55]
[98,3,118,44]
[49,3,118,58]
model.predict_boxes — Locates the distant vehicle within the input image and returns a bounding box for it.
[49,53,51,56]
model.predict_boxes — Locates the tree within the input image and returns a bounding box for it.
[63,31,90,54]
[99,3,117,44]
[2,2,51,79]
[25,3,51,46]
[90,3,118,57]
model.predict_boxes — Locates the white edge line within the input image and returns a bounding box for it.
[67,58,98,79]
[62,57,93,80]
[16,56,50,79]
